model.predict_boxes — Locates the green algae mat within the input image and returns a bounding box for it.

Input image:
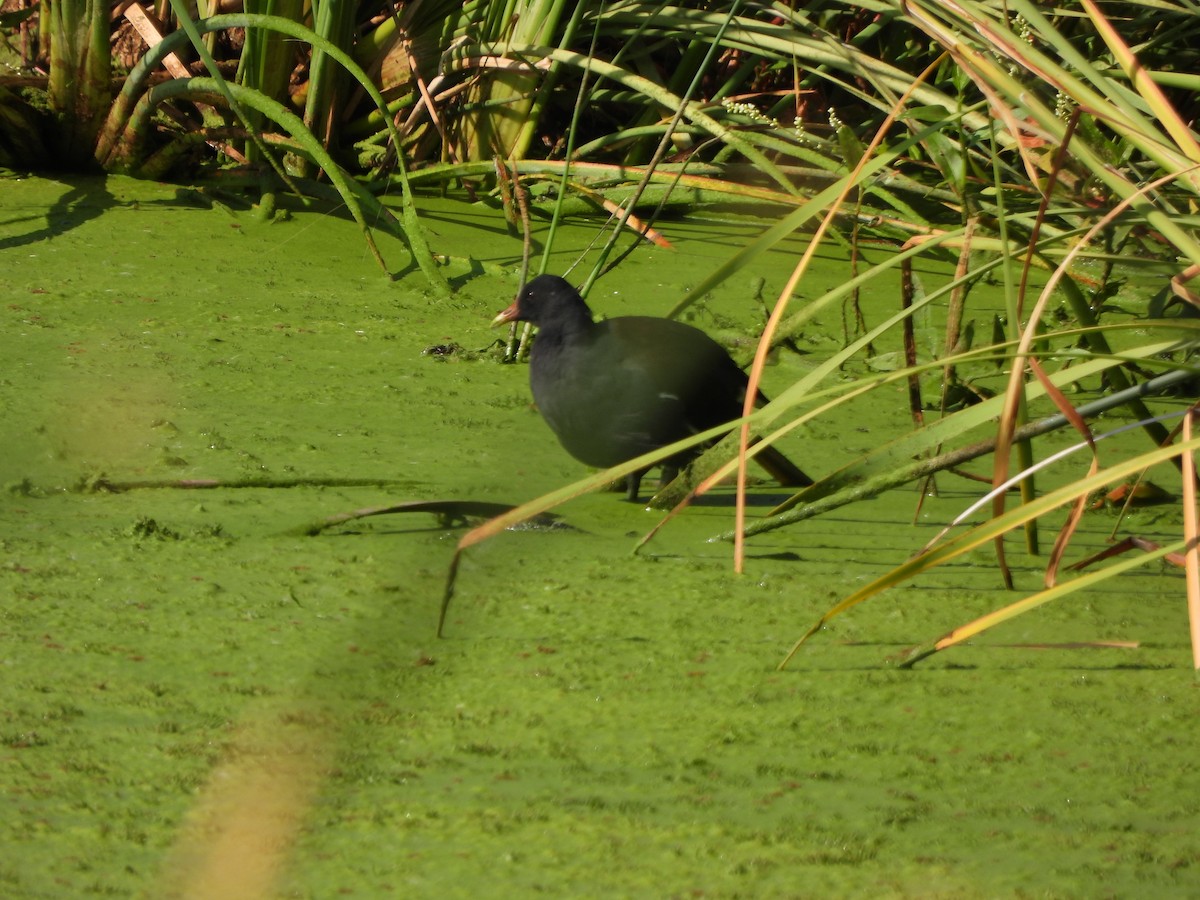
[2,175,1198,898]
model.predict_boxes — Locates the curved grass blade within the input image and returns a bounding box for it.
[778,432,1200,669]
[99,11,447,290]
[164,0,294,191]
[115,76,391,271]
[1182,408,1200,670]
[896,536,1187,668]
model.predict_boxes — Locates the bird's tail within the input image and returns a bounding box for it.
[748,389,814,487]
[750,440,814,487]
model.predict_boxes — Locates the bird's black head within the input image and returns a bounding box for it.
[492,274,593,329]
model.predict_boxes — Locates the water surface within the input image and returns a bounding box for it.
[1,174,1196,897]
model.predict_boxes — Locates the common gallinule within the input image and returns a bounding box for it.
[493,274,813,501]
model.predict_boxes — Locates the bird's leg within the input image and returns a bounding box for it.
[625,470,646,502]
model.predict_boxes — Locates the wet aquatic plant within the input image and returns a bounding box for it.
[746,0,1200,668]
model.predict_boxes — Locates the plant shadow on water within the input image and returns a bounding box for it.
[2,175,1199,897]
[0,178,117,250]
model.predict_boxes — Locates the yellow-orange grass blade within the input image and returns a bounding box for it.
[736,53,947,573]
[564,181,673,248]
[1079,0,1200,171]
[155,703,329,899]
[1182,408,1200,669]
[778,432,1200,669]
[1027,355,1098,588]
[898,536,1186,668]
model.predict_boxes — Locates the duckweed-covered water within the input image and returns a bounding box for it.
[2,174,1198,898]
